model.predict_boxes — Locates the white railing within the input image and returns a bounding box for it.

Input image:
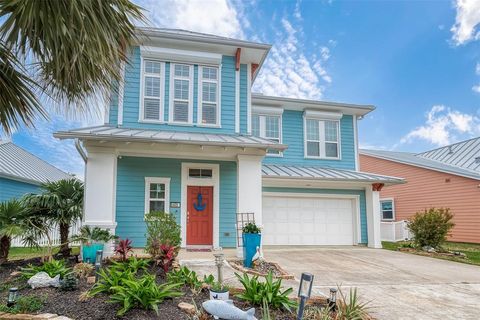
[380,220,411,242]
[11,222,82,247]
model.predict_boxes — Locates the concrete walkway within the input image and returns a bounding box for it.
[180,246,480,320]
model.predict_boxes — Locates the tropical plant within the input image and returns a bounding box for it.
[60,273,79,291]
[157,244,176,274]
[21,213,57,262]
[72,225,117,245]
[114,238,133,262]
[73,262,94,278]
[0,199,30,264]
[21,259,72,279]
[235,271,297,311]
[303,305,332,320]
[110,256,150,274]
[0,0,144,134]
[89,266,135,297]
[336,287,370,320]
[23,178,84,256]
[167,266,202,291]
[242,222,261,234]
[145,211,181,253]
[202,274,215,287]
[408,208,455,248]
[109,274,183,315]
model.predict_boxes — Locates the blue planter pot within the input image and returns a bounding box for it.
[82,243,104,264]
[243,233,261,268]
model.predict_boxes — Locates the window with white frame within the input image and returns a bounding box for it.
[305,119,340,158]
[252,114,282,155]
[199,66,219,125]
[145,178,170,214]
[380,199,395,220]
[142,60,164,121]
[170,63,193,123]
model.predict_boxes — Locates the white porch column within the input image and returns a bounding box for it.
[365,184,382,248]
[84,148,118,256]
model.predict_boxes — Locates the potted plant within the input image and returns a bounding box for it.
[72,226,117,263]
[209,281,229,301]
[242,222,261,268]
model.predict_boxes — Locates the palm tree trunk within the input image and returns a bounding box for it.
[0,235,11,264]
[59,222,71,256]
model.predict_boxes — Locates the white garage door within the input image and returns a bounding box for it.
[262,195,355,245]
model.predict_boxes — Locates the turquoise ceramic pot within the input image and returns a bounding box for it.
[82,243,104,263]
[242,233,261,268]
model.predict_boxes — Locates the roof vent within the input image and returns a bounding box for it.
[448,146,454,154]
[475,156,480,164]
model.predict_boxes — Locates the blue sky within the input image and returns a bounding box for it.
[5,0,480,178]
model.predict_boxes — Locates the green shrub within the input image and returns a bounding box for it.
[72,226,117,244]
[235,271,297,312]
[242,222,261,234]
[145,211,181,254]
[109,274,182,315]
[89,266,135,296]
[337,287,370,320]
[110,256,150,274]
[0,295,45,314]
[202,274,215,287]
[167,266,202,291]
[60,273,79,291]
[408,208,455,248]
[73,262,94,278]
[21,259,72,279]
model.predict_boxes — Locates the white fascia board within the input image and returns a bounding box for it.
[140,46,222,65]
[304,109,343,120]
[252,105,284,115]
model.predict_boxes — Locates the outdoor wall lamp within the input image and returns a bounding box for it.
[95,250,103,282]
[297,272,314,320]
[7,287,18,307]
[328,287,337,312]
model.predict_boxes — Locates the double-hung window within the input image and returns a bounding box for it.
[199,66,220,126]
[380,199,395,221]
[141,60,164,121]
[252,113,282,156]
[305,118,340,159]
[145,178,170,214]
[170,63,193,123]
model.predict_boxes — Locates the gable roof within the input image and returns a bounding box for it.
[360,148,480,181]
[0,140,71,185]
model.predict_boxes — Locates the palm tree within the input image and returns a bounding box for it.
[0,0,144,134]
[24,178,84,257]
[0,199,30,264]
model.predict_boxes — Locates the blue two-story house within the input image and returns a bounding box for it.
[55,28,403,253]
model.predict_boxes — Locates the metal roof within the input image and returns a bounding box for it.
[0,140,71,185]
[54,125,288,150]
[416,137,480,173]
[262,164,404,184]
[360,149,480,181]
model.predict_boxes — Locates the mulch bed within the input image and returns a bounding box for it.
[0,257,301,320]
[228,259,294,279]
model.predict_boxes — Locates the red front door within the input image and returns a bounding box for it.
[187,186,213,245]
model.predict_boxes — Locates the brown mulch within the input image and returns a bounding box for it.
[228,259,294,279]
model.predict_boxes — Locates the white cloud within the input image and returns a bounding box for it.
[140,0,244,38]
[451,0,480,45]
[401,105,480,146]
[472,84,480,93]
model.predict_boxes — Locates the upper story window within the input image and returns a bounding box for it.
[252,113,282,156]
[198,66,220,126]
[380,199,395,221]
[141,60,165,122]
[170,63,193,124]
[305,118,340,159]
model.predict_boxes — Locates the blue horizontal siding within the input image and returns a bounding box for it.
[263,112,356,170]
[262,187,367,244]
[115,157,237,248]
[0,177,40,202]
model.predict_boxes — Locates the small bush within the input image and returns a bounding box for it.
[336,287,370,320]
[145,211,181,252]
[73,262,94,278]
[167,266,202,291]
[114,238,133,262]
[157,244,175,274]
[235,271,297,311]
[60,273,79,291]
[21,259,72,279]
[242,222,261,234]
[408,208,455,248]
[0,295,45,314]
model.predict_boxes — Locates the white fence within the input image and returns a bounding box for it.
[11,222,82,247]
[380,220,411,242]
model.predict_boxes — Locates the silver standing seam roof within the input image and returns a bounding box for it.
[360,148,480,181]
[262,164,404,184]
[54,125,288,150]
[0,141,71,185]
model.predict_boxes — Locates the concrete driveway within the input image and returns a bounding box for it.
[263,246,480,320]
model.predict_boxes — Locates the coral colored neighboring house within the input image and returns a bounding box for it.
[360,138,480,244]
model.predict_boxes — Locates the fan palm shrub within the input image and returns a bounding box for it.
[0,199,30,264]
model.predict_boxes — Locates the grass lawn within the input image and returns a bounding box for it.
[8,246,80,261]
[382,241,480,266]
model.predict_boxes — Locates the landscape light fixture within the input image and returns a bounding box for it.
[7,287,18,307]
[328,287,338,312]
[95,250,103,282]
[213,252,225,284]
[297,272,314,320]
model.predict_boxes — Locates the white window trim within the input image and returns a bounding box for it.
[139,58,166,123]
[144,177,171,215]
[169,63,194,124]
[380,198,395,221]
[252,113,283,157]
[303,117,342,160]
[197,65,222,127]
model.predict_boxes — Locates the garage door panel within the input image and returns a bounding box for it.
[263,195,354,246]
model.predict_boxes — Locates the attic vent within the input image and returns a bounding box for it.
[448,146,454,154]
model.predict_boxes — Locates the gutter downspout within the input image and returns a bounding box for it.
[75,139,87,163]
[75,138,87,261]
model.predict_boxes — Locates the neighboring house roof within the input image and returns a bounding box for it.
[360,148,480,181]
[262,164,404,184]
[416,137,480,173]
[0,140,71,185]
[54,125,288,151]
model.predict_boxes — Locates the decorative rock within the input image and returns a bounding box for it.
[0,314,72,320]
[453,251,467,258]
[422,246,436,253]
[178,302,196,315]
[32,314,58,319]
[86,276,96,284]
[27,272,61,289]
[9,271,21,277]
